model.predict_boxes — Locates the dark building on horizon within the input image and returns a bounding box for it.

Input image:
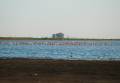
[52,33,64,39]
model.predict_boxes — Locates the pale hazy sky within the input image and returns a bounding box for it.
[0,0,120,38]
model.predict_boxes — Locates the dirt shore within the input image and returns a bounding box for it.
[0,59,120,83]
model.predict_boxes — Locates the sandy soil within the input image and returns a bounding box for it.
[0,59,120,83]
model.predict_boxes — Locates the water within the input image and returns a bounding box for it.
[0,40,120,60]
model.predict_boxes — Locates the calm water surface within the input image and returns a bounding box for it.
[0,40,120,60]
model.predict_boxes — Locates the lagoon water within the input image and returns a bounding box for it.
[0,40,120,60]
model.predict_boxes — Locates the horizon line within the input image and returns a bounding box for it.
[0,36,120,40]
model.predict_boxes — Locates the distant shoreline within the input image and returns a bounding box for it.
[0,37,120,40]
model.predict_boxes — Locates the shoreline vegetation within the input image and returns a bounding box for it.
[0,57,119,61]
[0,37,120,40]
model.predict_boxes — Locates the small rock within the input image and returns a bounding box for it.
[34,73,38,76]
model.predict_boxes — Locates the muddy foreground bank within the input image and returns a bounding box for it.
[0,59,120,83]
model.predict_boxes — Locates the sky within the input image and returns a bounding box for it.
[0,0,120,38]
